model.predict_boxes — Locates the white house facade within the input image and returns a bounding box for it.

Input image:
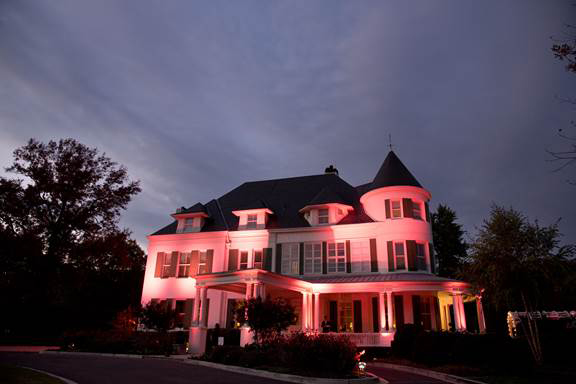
[141,151,486,354]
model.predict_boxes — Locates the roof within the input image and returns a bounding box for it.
[175,202,206,215]
[306,186,349,206]
[368,151,422,190]
[301,273,459,284]
[152,173,373,235]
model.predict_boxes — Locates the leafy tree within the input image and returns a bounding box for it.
[461,205,575,365]
[235,297,297,343]
[140,301,178,333]
[431,204,468,278]
[0,138,144,339]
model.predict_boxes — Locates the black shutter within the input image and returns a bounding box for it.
[189,250,199,277]
[263,248,273,271]
[184,299,194,328]
[228,249,238,272]
[428,243,435,274]
[387,241,395,272]
[412,295,421,326]
[205,249,214,273]
[353,300,362,332]
[425,202,430,222]
[385,199,391,219]
[345,240,351,273]
[371,297,379,332]
[370,238,378,272]
[299,243,304,275]
[275,244,282,273]
[322,241,327,274]
[154,252,164,277]
[402,198,413,218]
[406,240,417,271]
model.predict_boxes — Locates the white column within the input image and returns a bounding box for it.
[476,296,486,333]
[386,291,394,331]
[245,282,253,300]
[308,293,314,329]
[453,293,464,331]
[379,292,387,331]
[192,286,201,325]
[254,283,262,299]
[458,295,467,331]
[301,292,308,330]
[314,293,320,332]
[403,294,414,324]
[199,287,208,327]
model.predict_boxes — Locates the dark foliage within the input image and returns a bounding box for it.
[431,204,468,278]
[140,301,178,332]
[234,297,297,343]
[0,138,144,341]
[203,333,358,378]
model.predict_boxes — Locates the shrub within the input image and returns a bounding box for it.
[235,297,297,343]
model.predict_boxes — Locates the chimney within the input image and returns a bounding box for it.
[324,165,339,176]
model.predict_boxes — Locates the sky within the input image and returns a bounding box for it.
[1,0,575,249]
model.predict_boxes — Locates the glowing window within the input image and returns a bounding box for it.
[391,201,402,218]
[327,242,346,273]
[318,208,329,224]
[395,242,406,270]
[304,243,322,274]
[253,250,263,269]
[239,251,249,270]
[178,252,191,277]
[246,214,258,229]
[412,201,422,220]
[183,218,196,232]
[281,243,300,275]
[416,243,426,271]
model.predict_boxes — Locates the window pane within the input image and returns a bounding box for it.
[395,243,405,255]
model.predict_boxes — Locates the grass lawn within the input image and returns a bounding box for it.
[0,364,66,384]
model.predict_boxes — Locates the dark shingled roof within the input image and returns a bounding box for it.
[152,174,373,235]
[175,202,206,214]
[306,186,349,206]
[369,151,422,190]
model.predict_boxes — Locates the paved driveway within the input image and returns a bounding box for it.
[0,352,287,384]
[368,365,447,384]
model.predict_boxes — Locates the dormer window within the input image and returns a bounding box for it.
[246,214,258,229]
[318,209,329,224]
[183,218,196,232]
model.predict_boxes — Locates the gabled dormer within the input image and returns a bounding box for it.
[172,203,209,233]
[299,187,353,226]
[232,200,273,230]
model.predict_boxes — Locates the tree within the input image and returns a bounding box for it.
[431,204,468,278]
[140,301,178,333]
[0,138,144,338]
[235,297,297,343]
[461,205,575,365]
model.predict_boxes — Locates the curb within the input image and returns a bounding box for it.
[184,359,382,384]
[19,365,79,384]
[370,362,486,384]
[41,350,151,359]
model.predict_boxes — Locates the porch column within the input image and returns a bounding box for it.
[199,287,208,327]
[308,293,314,329]
[386,291,394,331]
[403,294,414,324]
[453,293,466,331]
[458,294,467,331]
[313,293,320,332]
[476,295,486,333]
[192,286,201,325]
[379,292,387,331]
[254,283,264,299]
[245,282,254,300]
[301,292,309,330]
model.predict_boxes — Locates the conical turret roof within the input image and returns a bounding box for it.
[370,151,422,189]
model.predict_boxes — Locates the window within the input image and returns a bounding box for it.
[351,240,370,273]
[183,218,195,232]
[318,208,329,224]
[416,243,426,271]
[327,242,346,273]
[162,253,172,278]
[175,300,186,328]
[339,302,353,333]
[337,208,343,216]
[198,251,208,274]
[412,201,422,220]
[395,242,406,270]
[178,252,191,277]
[281,243,300,274]
[239,251,249,270]
[391,200,402,218]
[253,250,263,269]
[246,214,258,229]
[304,243,322,274]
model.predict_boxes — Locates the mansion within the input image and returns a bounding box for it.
[141,151,486,354]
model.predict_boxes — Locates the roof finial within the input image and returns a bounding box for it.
[388,134,394,151]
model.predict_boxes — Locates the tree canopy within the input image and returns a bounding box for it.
[235,297,297,343]
[431,204,468,278]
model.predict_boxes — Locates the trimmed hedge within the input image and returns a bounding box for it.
[203,333,358,378]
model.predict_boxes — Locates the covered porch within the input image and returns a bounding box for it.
[189,270,486,353]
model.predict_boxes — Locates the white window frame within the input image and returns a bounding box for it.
[246,214,258,229]
[412,201,422,220]
[391,200,402,218]
[351,240,370,273]
[162,254,172,278]
[281,243,300,275]
[178,252,191,277]
[239,251,249,270]
[304,242,322,274]
[327,241,346,273]
[318,208,329,225]
[394,241,406,271]
[253,250,263,269]
[416,243,427,271]
[197,251,208,274]
[183,218,196,232]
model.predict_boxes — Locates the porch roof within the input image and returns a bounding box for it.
[300,272,460,284]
